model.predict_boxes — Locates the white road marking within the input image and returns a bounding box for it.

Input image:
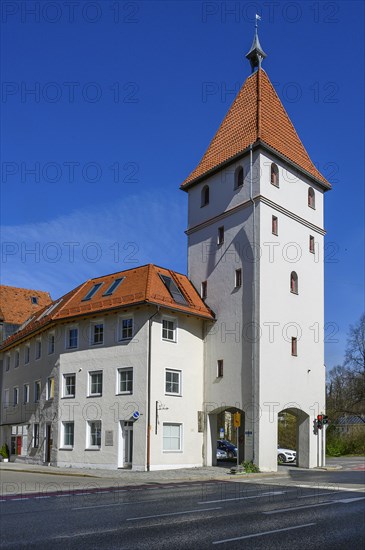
[213,523,316,544]
[263,496,365,514]
[126,506,222,521]
[338,497,365,504]
[198,490,285,504]
[72,499,159,510]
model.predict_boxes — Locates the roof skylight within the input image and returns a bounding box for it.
[82,282,103,301]
[159,274,188,305]
[103,277,125,297]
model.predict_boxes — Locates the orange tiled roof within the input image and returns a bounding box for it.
[181,69,331,189]
[1,265,214,349]
[0,285,52,325]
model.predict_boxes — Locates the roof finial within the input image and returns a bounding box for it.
[245,14,267,73]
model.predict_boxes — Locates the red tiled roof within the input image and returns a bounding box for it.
[1,265,214,349]
[0,285,52,325]
[181,69,331,189]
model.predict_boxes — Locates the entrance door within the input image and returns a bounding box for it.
[118,421,133,468]
[45,424,52,463]
[16,436,22,455]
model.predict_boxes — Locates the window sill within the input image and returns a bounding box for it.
[290,290,298,295]
[61,396,75,399]
[271,183,279,188]
[59,447,73,451]
[163,450,183,454]
[88,394,102,398]
[85,447,101,451]
[91,342,104,347]
[117,392,133,396]
[165,393,182,397]
[162,338,176,343]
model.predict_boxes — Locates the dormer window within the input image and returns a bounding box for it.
[31,296,38,304]
[270,163,279,187]
[201,185,209,207]
[308,187,315,209]
[235,166,244,188]
[82,282,103,301]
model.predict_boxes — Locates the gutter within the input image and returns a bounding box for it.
[249,143,256,463]
[146,306,160,471]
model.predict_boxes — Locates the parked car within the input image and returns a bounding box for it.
[217,440,237,458]
[277,446,296,463]
[216,448,228,460]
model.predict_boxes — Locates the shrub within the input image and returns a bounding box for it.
[242,461,260,473]
[0,444,9,459]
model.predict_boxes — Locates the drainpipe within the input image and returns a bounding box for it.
[147,306,160,471]
[249,143,256,463]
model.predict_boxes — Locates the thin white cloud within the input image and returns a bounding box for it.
[1,192,187,299]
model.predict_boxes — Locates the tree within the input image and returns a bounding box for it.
[326,314,365,422]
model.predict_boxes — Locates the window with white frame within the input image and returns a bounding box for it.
[48,332,55,354]
[35,339,42,360]
[62,422,74,448]
[3,389,9,408]
[24,345,30,364]
[47,378,54,400]
[91,322,104,345]
[87,420,101,448]
[89,371,102,396]
[163,423,182,452]
[5,354,10,371]
[23,384,30,403]
[119,317,133,340]
[63,374,76,398]
[14,349,20,368]
[165,369,181,395]
[13,387,19,406]
[34,380,41,402]
[118,368,133,394]
[33,423,40,448]
[162,318,176,342]
[66,326,78,349]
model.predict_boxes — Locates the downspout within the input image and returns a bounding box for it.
[249,143,256,463]
[146,306,160,471]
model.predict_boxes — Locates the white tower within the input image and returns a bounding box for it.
[181,31,331,471]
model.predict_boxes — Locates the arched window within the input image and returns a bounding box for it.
[201,185,209,207]
[308,187,315,208]
[270,163,279,187]
[235,166,244,188]
[290,271,298,294]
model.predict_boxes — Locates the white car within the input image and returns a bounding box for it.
[216,448,228,460]
[277,446,296,463]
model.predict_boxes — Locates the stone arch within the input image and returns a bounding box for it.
[278,406,311,468]
[204,404,246,466]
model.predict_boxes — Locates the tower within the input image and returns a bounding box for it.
[181,29,331,470]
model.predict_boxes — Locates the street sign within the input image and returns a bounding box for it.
[219,428,224,439]
[132,411,140,420]
[233,412,241,428]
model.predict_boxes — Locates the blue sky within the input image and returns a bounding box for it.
[1,0,364,369]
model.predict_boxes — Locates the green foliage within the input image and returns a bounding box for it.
[278,412,296,450]
[0,444,9,458]
[241,460,260,473]
[326,426,365,456]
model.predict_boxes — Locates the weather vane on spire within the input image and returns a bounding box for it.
[246,14,267,73]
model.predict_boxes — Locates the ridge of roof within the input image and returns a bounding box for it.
[181,69,331,190]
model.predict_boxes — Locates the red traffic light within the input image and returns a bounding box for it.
[317,414,323,421]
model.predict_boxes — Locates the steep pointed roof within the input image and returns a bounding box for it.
[181,69,331,189]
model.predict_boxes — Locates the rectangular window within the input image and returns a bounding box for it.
[159,274,188,305]
[201,281,207,299]
[88,420,101,448]
[272,215,278,235]
[5,354,10,371]
[103,277,124,296]
[24,346,30,365]
[23,384,30,403]
[63,374,76,398]
[91,322,104,345]
[162,319,176,342]
[291,337,297,356]
[89,371,102,396]
[163,423,182,452]
[15,350,20,368]
[48,333,55,354]
[82,282,103,301]
[47,378,54,400]
[33,423,40,448]
[62,422,74,448]
[217,226,224,245]
[120,318,133,340]
[235,269,242,288]
[3,389,9,408]
[34,380,41,402]
[217,359,224,378]
[35,339,42,360]
[165,369,181,395]
[118,368,133,394]
[66,327,78,349]
[309,235,315,253]
[13,387,19,406]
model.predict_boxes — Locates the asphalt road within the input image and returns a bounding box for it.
[1,474,364,549]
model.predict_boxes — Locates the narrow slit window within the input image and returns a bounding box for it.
[290,271,298,294]
[235,269,242,288]
[201,281,207,299]
[201,185,209,207]
[217,360,224,378]
[218,226,224,246]
[308,187,315,209]
[309,235,315,253]
[271,163,279,187]
[272,215,278,235]
[291,337,297,356]
[236,166,244,188]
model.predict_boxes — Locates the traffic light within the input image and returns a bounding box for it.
[322,415,329,425]
[317,414,323,430]
[313,419,318,435]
